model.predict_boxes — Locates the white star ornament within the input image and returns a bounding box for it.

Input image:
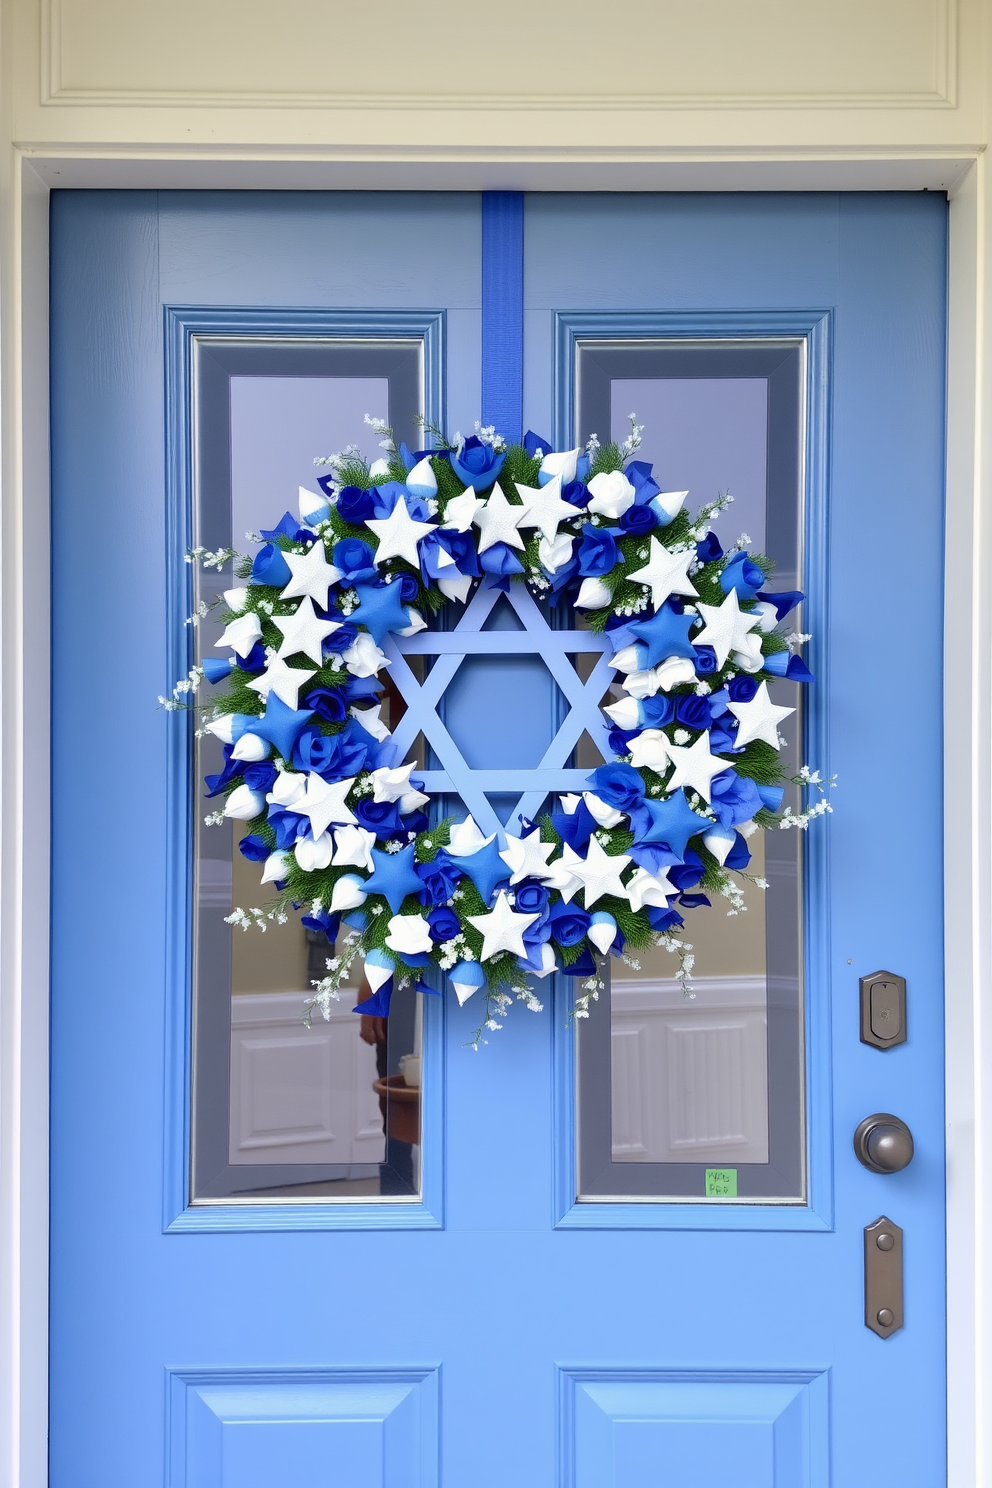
[499,831,557,884]
[293,772,359,839]
[568,836,632,910]
[626,538,698,611]
[515,474,579,543]
[728,680,795,750]
[472,485,531,554]
[692,589,761,669]
[665,731,727,804]
[467,890,539,961]
[366,498,437,567]
[280,541,342,608]
[247,649,316,710]
[272,597,340,665]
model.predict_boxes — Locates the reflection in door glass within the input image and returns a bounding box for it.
[575,343,806,1202]
[189,345,425,1202]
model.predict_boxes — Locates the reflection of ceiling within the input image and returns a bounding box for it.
[383,583,617,839]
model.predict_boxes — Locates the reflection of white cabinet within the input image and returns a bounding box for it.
[229,992,384,1166]
[611,977,769,1165]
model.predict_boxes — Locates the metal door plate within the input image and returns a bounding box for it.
[865,1215,903,1338]
[860,970,907,1049]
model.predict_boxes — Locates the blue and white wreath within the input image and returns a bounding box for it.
[168,415,831,1042]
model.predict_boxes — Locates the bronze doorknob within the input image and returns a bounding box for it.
[854,1114,915,1173]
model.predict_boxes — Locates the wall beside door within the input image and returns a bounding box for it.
[2,1,992,1487]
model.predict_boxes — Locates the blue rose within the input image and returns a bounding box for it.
[326,621,358,653]
[266,807,304,851]
[416,850,462,906]
[372,482,432,523]
[588,762,645,814]
[647,906,684,932]
[524,429,552,458]
[514,881,550,915]
[639,695,675,727]
[355,797,402,836]
[242,760,278,794]
[250,542,292,587]
[675,693,711,729]
[668,850,704,891]
[260,512,308,543]
[696,532,723,563]
[624,460,661,503]
[479,543,524,578]
[301,907,340,941]
[303,685,347,723]
[333,538,377,584]
[451,435,506,491]
[335,485,376,524]
[620,503,657,535]
[238,833,270,862]
[397,572,421,604]
[720,551,765,600]
[427,905,460,942]
[549,902,591,947]
[577,523,619,577]
[728,675,759,702]
[693,645,718,675]
[710,769,764,828]
[204,747,244,797]
[562,479,591,509]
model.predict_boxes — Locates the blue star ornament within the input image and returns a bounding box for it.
[448,835,510,903]
[350,581,411,645]
[363,843,425,913]
[628,603,697,669]
[246,692,315,761]
[634,789,708,861]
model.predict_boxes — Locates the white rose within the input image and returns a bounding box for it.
[385,913,433,957]
[230,732,271,762]
[266,771,306,808]
[260,851,289,885]
[539,532,574,574]
[587,469,635,519]
[627,729,670,771]
[331,825,377,870]
[650,490,689,525]
[539,448,580,485]
[656,657,697,692]
[406,456,438,499]
[574,577,612,609]
[329,874,369,913]
[217,612,262,660]
[625,866,676,912]
[582,792,624,828]
[342,632,390,679]
[223,784,264,820]
[603,697,641,731]
[295,832,334,872]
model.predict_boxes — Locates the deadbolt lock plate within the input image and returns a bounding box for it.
[860,970,907,1050]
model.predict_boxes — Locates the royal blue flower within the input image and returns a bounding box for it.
[242,760,278,794]
[763,652,815,683]
[549,901,591,946]
[726,832,751,871]
[238,833,270,861]
[514,881,550,915]
[720,551,765,600]
[202,657,233,685]
[260,512,308,544]
[639,694,675,727]
[292,724,368,781]
[333,538,378,584]
[451,435,506,491]
[373,481,432,523]
[354,797,402,837]
[647,906,684,932]
[550,797,597,852]
[668,850,704,891]
[427,905,460,942]
[266,807,305,851]
[563,948,598,976]
[335,485,376,524]
[675,693,711,729]
[728,674,759,702]
[250,542,292,587]
[696,532,723,563]
[204,746,244,797]
[692,645,718,675]
[479,543,524,579]
[301,906,340,940]
[757,589,803,621]
[562,479,591,509]
[416,850,461,906]
[710,769,764,828]
[587,762,645,814]
[303,685,348,723]
[620,503,657,535]
[576,523,619,577]
[624,460,661,504]
[679,893,711,909]
[524,429,552,458]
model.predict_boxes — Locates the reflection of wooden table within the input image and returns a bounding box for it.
[373,1075,420,1145]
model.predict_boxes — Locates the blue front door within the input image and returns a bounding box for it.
[50,190,947,1486]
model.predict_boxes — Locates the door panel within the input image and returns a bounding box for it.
[50,190,947,1486]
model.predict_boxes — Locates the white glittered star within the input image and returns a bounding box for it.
[272,597,340,665]
[665,731,728,804]
[728,680,795,750]
[292,772,358,839]
[567,835,632,910]
[692,589,761,669]
[472,485,531,554]
[366,498,436,567]
[467,890,540,961]
[246,649,316,710]
[514,473,580,544]
[626,537,699,610]
[499,830,557,884]
[280,541,342,608]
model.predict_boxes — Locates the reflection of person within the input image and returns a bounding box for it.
[356,977,415,1195]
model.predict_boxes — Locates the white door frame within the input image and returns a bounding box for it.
[2,149,988,1487]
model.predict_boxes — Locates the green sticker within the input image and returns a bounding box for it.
[705,1168,738,1198]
